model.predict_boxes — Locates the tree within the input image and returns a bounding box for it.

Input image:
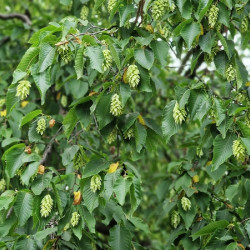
[0,0,250,249]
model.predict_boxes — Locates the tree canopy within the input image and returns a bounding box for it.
[0,0,250,249]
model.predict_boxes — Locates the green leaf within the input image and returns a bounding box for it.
[31,172,53,195]
[5,144,39,178]
[0,216,17,237]
[129,217,150,234]
[180,22,201,49]
[217,32,234,59]
[63,108,78,139]
[19,109,42,128]
[134,49,154,70]
[86,46,104,73]
[109,224,132,250]
[119,4,134,27]
[226,242,237,250]
[31,64,52,105]
[212,133,235,170]
[106,39,121,70]
[14,191,33,226]
[38,43,56,72]
[193,220,229,236]
[82,158,110,178]
[16,47,39,72]
[218,2,230,27]
[162,101,181,142]
[120,84,131,107]
[237,121,250,138]
[14,237,36,250]
[6,85,19,114]
[130,178,141,215]
[151,40,169,67]
[214,51,228,76]
[113,176,132,206]
[94,0,105,10]
[241,137,250,155]
[75,47,85,79]
[235,59,248,89]
[81,178,98,213]
[34,227,58,241]
[173,19,192,37]
[52,183,63,216]
[197,0,213,21]
[12,69,27,84]
[135,122,147,153]
[21,162,40,185]
[95,93,114,130]
[199,31,215,54]
[0,194,14,211]
[214,98,225,126]
[177,0,192,19]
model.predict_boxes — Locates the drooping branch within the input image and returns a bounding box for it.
[0,13,31,25]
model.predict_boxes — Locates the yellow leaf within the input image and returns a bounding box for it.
[0,109,6,117]
[145,24,154,33]
[21,101,29,108]
[123,68,128,84]
[108,162,119,173]
[245,82,250,87]
[73,191,82,205]
[192,175,199,183]
[38,165,45,174]
[206,161,212,166]
[138,114,146,126]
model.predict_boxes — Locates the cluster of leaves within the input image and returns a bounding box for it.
[0,0,250,249]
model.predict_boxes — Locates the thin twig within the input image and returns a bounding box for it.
[0,13,31,25]
[40,126,63,165]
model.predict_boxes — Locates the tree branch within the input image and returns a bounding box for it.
[40,126,63,165]
[0,13,31,25]
[177,48,194,74]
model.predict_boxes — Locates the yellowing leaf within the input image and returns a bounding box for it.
[206,161,212,166]
[108,162,119,173]
[245,82,250,87]
[38,164,45,174]
[138,114,145,126]
[123,68,128,83]
[21,101,29,108]
[73,191,82,205]
[193,175,199,183]
[0,109,6,117]
[145,24,154,33]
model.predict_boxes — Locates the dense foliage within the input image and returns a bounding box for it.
[0,0,250,249]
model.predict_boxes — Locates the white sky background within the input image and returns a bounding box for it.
[169,34,250,77]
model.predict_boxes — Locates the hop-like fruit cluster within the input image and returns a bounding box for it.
[173,102,187,125]
[70,212,80,227]
[232,139,246,162]
[196,147,203,158]
[80,5,89,20]
[16,80,31,100]
[204,44,219,64]
[225,64,236,82]
[40,194,53,217]
[124,127,135,140]
[171,211,180,229]
[152,0,173,20]
[159,25,171,40]
[110,94,123,116]
[127,65,140,88]
[181,197,191,211]
[107,129,117,144]
[241,17,248,33]
[208,5,219,28]
[102,49,112,71]
[73,147,87,170]
[57,44,73,64]
[90,174,102,193]
[108,0,117,12]
[36,118,46,135]
[61,95,68,107]
[0,179,6,192]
